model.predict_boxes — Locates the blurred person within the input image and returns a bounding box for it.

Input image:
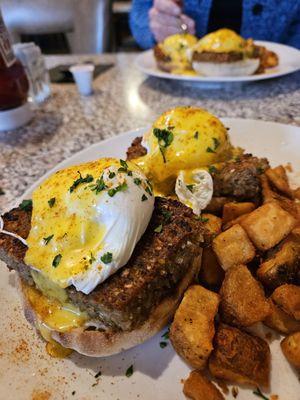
[130,0,300,49]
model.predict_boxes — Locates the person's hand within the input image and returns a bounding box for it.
[149,0,196,43]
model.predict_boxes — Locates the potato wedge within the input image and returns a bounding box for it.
[199,247,224,290]
[202,213,222,245]
[265,165,293,199]
[240,202,296,251]
[170,285,220,369]
[257,236,300,289]
[212,224,256,270]
[222,202,255,225]
[264,300,300,334]
[222,212,251,231]
[281,332,300,370]
[205,197,235,215]
[183,370,225,400]
[209,324,270,388]
[272,284,300,320]
[220,265,271,327]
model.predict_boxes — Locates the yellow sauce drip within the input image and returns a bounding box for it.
[194,28,246,53]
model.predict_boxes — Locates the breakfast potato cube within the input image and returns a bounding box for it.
[257,237,300,289]
[240,202,296,251]
[170,285,220,369]
[264,300,300,334]
[183,370,224,400]
[272,284,300,320]
[220,265,271,327]
[205,196,235,215]
[209,324,270,388]
[199,247,225,290]
[265,165,293,198]
[212,224,256,270]
[202,213,222,245]
[222,202,255,225]
[261,174,275,204]
[294,187,300,200]
[222,212,251,231]
[281,332,300,370]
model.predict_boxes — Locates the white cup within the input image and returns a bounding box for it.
[69,64,95,96]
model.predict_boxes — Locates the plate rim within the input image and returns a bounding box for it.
[135,40,300,82]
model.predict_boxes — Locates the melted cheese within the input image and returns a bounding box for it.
[194,28,246,53]
[135,106,233,196]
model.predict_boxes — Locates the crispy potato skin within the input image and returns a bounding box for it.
[281,332,300,370]
[240,202,296,251]
[209,324,270,388]
[222,202,255,225]
[265,166,294,199]
[202,213,222,245]
[199,247,225,291]
[204,197,235,215]
[183,370,225,400]
[220,265,271,327]
[170,285,220,369]
[264,300,300,334]
[272,284,300,320]
[257,236,300,289]
[213,224,256,270]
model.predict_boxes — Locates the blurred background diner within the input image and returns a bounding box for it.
[1,0,299,54]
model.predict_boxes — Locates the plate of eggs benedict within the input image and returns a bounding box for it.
[0,107,300,400]
[136,28,300,82]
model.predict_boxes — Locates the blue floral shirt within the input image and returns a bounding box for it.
[130,0,300,49]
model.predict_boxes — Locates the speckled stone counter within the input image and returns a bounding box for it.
[1,53,300,210]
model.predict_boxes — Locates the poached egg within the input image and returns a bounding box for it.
[25,158,154,295]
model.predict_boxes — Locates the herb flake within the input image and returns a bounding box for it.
[208,165,218,174]
[108,182,128,197]
[101,252,113,264]
[48,197,56,208]
[141,194,148,202]
[161,210,171,222]
[94,370,102,379]
[43,234,54,245]
[153,128,174,163]
[19,199,32,211]
[253,388,269,400]
[108,171,116,179]
[89,252,96,265]
[161,330,169,340]
[154,224,163,233]
[194,131,199,139]
[134,178,142,186]
[91,175,107,194]
[186,184,194,192]
[159,341,168,348]
[70,172,93,193]
[52,254,62,268]
[125,365,134,378]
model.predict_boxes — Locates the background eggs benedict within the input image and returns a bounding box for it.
[154,33,198,75]
[191,28,260,76]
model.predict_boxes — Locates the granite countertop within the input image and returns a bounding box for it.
[1,52,300,211]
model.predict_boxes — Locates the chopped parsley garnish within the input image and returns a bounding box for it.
[101,252,113,264]
[200,216,209,223]
[159,341,168,348]
[94,370,102,378]
[194,131,199,139]
[89,252,96,265]
[153,127,174,163]
[186,184,194,192]
[145,186,153,196]
[91,175,107,194]
[70,172,93,193]
[208,165,218,174]
[125,365,134,377]
[141,194,148,202]
[253,388,269,400]
[154,224,163,233]
[134,178,142,186]
[48,197,56,208]
[207,137,220,154]
[256,166,264,174]
[161,210,172,222]
[108,171,116,179]
[213,137,220,149]
[108,182,128,197]
[118,159,129,173]
[19,199,32,211]
[43,234,54,245]
[127,170,133,176]
[52,254,62,268]
[161,330,169,340]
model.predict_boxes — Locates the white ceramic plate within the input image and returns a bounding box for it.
[1,119,300,400]
[135,41,300,82]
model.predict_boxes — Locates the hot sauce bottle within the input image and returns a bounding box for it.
[0,10,29,111]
